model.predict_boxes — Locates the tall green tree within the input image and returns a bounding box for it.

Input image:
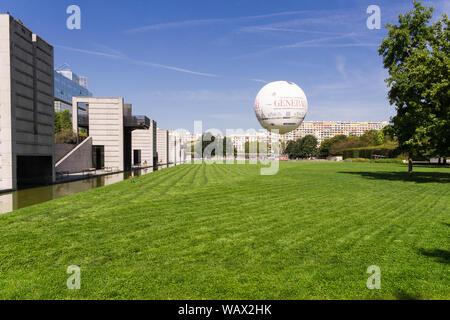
[54,110,76,144]
[284,135,318,159]
[378,1,450,175]
[319,135,347,158]
[360,130,383,147]
[298,135,319,158]
[54,110,72,133]
[284,140,297,159]
[223,137,237,158]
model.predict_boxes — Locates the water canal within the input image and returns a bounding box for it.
[0,165,171,214]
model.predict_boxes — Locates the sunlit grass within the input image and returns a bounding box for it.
[0,162,448,299]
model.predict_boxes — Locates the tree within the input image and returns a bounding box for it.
[223,137,237,158]
[298,135,319,158]
[380,125,396,143]
[319,135,347,158]
[54,110,76,144]
[330,135,362,155]
[54,110,72,134]
[284,135,318,159]
[360,130,383,147]
[284,140,297,159]
[378,1,450,175]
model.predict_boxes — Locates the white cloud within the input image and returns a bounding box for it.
[124,11,312,33]
[249,78,269,84]
[55,44,217,77]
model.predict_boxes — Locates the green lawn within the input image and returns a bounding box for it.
[0,162,449,299]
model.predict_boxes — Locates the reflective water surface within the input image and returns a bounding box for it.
[0,166,171,214]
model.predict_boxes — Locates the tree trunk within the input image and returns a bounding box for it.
[408,158,413,177]
[444,158,447,166]
[438,157,442,165]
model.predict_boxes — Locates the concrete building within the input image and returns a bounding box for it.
[175,136,181,164]
[156,128,169,165]
[131,119,157,167]
[168,133,178,165]
[180,147,186,164]
[70,97,149,172]
[0,14,55,191]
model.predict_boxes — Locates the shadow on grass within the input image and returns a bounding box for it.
[338,171,450,183]
[394,290,421,300]
[418,248,450,265]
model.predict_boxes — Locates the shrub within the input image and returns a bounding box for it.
[372,158,405,164]
[342,145,399,160]
[345,158,371,162]
[55,128,77,144]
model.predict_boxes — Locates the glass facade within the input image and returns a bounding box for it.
[54,70,92,108]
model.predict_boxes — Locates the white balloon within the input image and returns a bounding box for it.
[254,81,308,134]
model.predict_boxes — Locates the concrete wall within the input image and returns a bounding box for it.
[55,137,92,173]
[132,119,156,167]
[54,143,76,163]
[175,136,181,164]
[156,128,169,165]
[0,14,55,191]
[73,97,125,171]
[180,148,185,164]
[168,133,177,164]
[0,15,13,191]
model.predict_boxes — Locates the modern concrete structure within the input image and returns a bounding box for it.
[55,136,93,174]
[156,128,169,165]
[175,136,181,164]
[72,97,149,172]
[168,133,177,165]
[180,148,186,164]
[131,119,157,167]
[0,14,55,191]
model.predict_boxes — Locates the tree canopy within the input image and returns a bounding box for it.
[378,0,449,162]
[284,135,319,159]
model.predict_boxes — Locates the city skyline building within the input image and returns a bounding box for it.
[177,121,389,154]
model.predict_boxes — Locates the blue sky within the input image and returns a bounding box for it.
[2,0,449,132]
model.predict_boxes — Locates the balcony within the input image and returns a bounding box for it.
[77,114,150,129]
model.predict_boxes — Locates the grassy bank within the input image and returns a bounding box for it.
[0,162,448,299]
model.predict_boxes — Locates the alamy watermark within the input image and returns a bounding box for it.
[66,5,81,30]
[66,265,81,290]
[366,5,381,30]
[366,265,381,289]
[183,121,280,175]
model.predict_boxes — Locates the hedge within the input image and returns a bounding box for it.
[342,146,398,159]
